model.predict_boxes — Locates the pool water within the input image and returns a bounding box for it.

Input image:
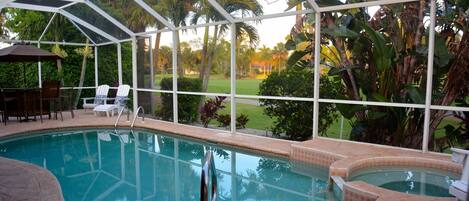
[349,166,458,197]
[0,129,334,201]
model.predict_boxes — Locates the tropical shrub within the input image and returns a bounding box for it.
[285,1,468,149]
[217,114,231,127]
[236,114,249,129]
[435,97,469,152]
[259,67,342,140]
[160,77,202,123]
[200,96,226,127]
[216,114,250,129]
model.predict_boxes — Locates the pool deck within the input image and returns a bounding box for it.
[0,109,461,201]
[0,157,63,201]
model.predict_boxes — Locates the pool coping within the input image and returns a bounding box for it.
[0,110,463,201]
[0,157,64,201]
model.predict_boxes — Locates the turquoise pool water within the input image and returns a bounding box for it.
[349,166,458,197]
[0,129,334,201]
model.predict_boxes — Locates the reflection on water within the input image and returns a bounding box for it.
[0,129,332,201]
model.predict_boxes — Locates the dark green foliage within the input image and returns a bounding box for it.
[0,45,97,108]
[215,113,250,129]
[217,114,231,127]
[0,45,94,88]
[236,114,249,129]
[159,77,202,123]
[436,97,469,152]
[259,67,342,140]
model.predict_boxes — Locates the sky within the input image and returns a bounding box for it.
[157,0,379,49]
[157,0,299,49]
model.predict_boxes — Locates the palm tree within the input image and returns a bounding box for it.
[155,0,197,76]
[191,0,263,93]
[271,42,288,72]
[73,39,93,108]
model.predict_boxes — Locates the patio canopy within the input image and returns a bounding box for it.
[0,44,62,62]
[0,0,418,46]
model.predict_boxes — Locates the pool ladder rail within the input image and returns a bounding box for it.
[131,106,145,128]
[200,151,218,201]
[114,106,145,128]
[114,107,130,128]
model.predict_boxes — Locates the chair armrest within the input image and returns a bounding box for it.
[82,97,94,104]
[452,148,469,155]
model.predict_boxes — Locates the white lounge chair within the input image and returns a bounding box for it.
[93,85,130,117]
[82,85,110,111]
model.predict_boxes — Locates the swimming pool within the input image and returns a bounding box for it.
[349,166,458,197]
[0,128,334,201]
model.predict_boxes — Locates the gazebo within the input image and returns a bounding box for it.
[0,0,463,154]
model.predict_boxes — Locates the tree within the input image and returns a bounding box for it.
[236,42,255,78]
[259,66,342,140]
[286,1,469,150]
[157,46,173,75]
[180,41,200,73]
[191,0,263,93]
[271,43,288,72]
[3,9,94,88]
[0,9,8,37]
[1,9,121,105]
[154,0,197,76]
[73,40,93,108]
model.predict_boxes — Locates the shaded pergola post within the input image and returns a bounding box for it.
[172,31,178,123]
[422,0,437,152]
[37,43,42,88]
[36,12,57,88]
[117,43,123,85]
[94,46,99,87]
[230,23,237,134]
[312,11,321,139]
[149,36,156,115]
[132,36,138,113]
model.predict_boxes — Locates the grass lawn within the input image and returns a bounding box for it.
[207,79,261,95]
[155,74,262,95]
[217,103,275,130]
[217,103,350,137]
[324,116,353,140]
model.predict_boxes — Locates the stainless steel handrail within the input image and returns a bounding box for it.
[114,107,130,128]
[200,151,217,201]
[131,106,145,128]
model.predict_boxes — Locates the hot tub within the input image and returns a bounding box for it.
[349,166,458,197]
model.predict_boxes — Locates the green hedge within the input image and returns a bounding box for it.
[259,67,342,140]
[159,77,202,123]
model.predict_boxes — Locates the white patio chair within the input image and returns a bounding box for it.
[93,85,130,117]
[82,85,110,111]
